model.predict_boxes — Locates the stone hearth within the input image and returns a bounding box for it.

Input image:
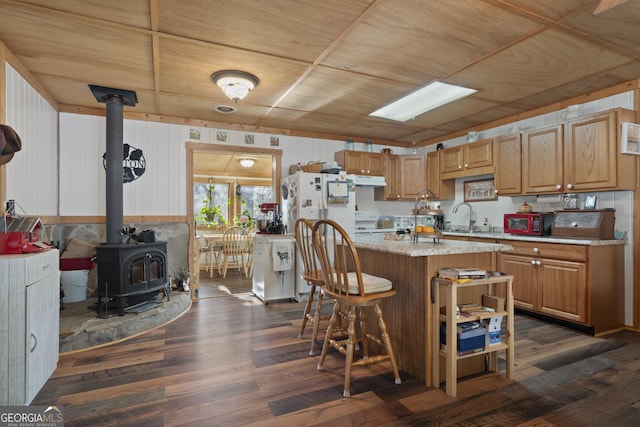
[59,292,190,353]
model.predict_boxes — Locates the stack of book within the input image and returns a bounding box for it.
[438,267,487,281]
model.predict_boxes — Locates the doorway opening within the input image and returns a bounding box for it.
[186,142,282,285]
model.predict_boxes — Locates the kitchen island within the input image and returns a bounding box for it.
[350,234,513,387]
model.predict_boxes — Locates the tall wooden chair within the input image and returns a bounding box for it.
[220,226,248,279]
[295,218,330,355]
[312,219,401,397]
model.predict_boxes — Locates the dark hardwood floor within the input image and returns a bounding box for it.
[35,270,640,426]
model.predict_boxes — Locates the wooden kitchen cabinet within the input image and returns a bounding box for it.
[497,239,622,334]
[522,124,564,194]
[522,108,637,195]
[334,150,384,176]
[0,250,60,404]
[494,134,522,195]
[427,151,454,200]
[400,155,427,198]
[564,109,637,192]
[375,154,427,200]
[440,138,494,179]
[375,154,401,200]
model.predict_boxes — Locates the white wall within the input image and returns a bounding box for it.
[5,64,58,216]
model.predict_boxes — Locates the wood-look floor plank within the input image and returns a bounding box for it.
[31,275,640,426]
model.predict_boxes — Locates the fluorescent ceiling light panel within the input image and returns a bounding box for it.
[370,81,477,122]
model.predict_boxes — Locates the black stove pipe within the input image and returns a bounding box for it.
[88,85,138,245]
[105,96,124,244]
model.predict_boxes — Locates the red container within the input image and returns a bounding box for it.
[60,258,95,271]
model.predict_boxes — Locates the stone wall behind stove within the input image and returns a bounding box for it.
[42,222,190,296]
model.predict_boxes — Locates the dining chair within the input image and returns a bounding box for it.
[220,226,248,279]
[244,232,254,278]
[204,224,226,277]
[312,219,401,397]
[294,218,330,355]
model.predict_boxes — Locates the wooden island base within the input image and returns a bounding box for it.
[356,246,501,387]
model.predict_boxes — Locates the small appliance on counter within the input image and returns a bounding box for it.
[551,209,615,239]
[258,203,285,234]
[504,212,555,236]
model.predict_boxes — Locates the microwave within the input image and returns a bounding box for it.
[504,213,555,236]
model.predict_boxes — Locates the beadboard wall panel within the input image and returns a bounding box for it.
[59,114,104,216]
[5,64,58,216]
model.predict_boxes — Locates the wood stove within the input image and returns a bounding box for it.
[89,85,170,316]
[95,242,170,316]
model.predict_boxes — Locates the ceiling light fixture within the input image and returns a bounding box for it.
[211,70,260,102]
[238,158,256,168]
[370,81,477,122]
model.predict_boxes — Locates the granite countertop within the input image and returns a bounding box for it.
[351,234,513,257]
[442,231,626,246]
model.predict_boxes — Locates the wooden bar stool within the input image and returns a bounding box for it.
[312,219,401,397]
[294,218,330,355]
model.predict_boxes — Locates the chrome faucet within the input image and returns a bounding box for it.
[452,202,475,232]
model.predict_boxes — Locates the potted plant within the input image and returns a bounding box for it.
[196,183,225,227]
[233,201,255,229]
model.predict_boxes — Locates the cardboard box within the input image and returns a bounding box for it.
[61,238,96,259]
[482,294,505,312]
[440,322,486,355]
[485,316,503,346]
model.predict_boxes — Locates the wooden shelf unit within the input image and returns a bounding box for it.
[432,275,514,397]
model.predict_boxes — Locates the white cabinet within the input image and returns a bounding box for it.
[0,250,59,405]
[252,235,296,304]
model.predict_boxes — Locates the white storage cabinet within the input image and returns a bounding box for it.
[0,249,60,404]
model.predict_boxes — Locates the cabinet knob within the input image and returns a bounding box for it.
[571,222,578,227]
[531,259,537,265]
[494,189,499,194]
[366,170,371,174]
[567,183,573,189]
[556,184,562,191]
[533,247,539,253]
[536,260,541,266]
[464,163,469,168]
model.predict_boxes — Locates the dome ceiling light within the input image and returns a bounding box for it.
[211,70,260,102]
[238,158,256,168]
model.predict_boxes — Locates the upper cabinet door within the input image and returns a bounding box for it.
[522,125,564,194]
[463,138,493,169]
[365,153,385,176]
[400,155,427,198]
[564,109,640,192]
[565,112,617,191]
[440,146,465,173]
[494,134,521,195]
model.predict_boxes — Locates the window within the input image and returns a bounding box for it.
[237,184,273,220]
[194,181,273,227]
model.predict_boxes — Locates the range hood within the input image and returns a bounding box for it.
[353,175,387,187]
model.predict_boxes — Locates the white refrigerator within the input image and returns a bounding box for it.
[282,171,356,297]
